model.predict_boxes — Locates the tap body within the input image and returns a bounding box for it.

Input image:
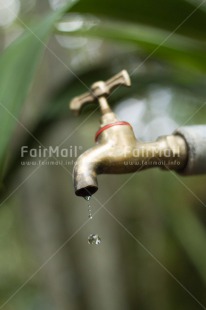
[73,112,188,197]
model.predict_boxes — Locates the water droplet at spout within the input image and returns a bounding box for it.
[88,234,101,245]
[84,196,91,201]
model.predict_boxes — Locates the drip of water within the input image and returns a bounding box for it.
[84,196,102,244]
[84,196,93,219]
[88,204,93,219]
[88,234,101,245]
[84,196,91,201]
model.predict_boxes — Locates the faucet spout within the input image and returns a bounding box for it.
[73,144,110,197]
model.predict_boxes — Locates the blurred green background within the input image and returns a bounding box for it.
[0,0,206,309]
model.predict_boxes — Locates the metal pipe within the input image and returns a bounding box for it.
[175,125,206,175]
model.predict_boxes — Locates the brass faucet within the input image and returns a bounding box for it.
[70,70,188,197]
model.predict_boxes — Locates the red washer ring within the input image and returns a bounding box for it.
[95,121,132,142]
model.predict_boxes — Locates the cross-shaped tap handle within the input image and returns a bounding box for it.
[70,70,131,116]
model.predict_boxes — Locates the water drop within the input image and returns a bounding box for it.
[88,204,93,219]
[84,196,93,219]
[88,234,101,245]
[84,196,91,201]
